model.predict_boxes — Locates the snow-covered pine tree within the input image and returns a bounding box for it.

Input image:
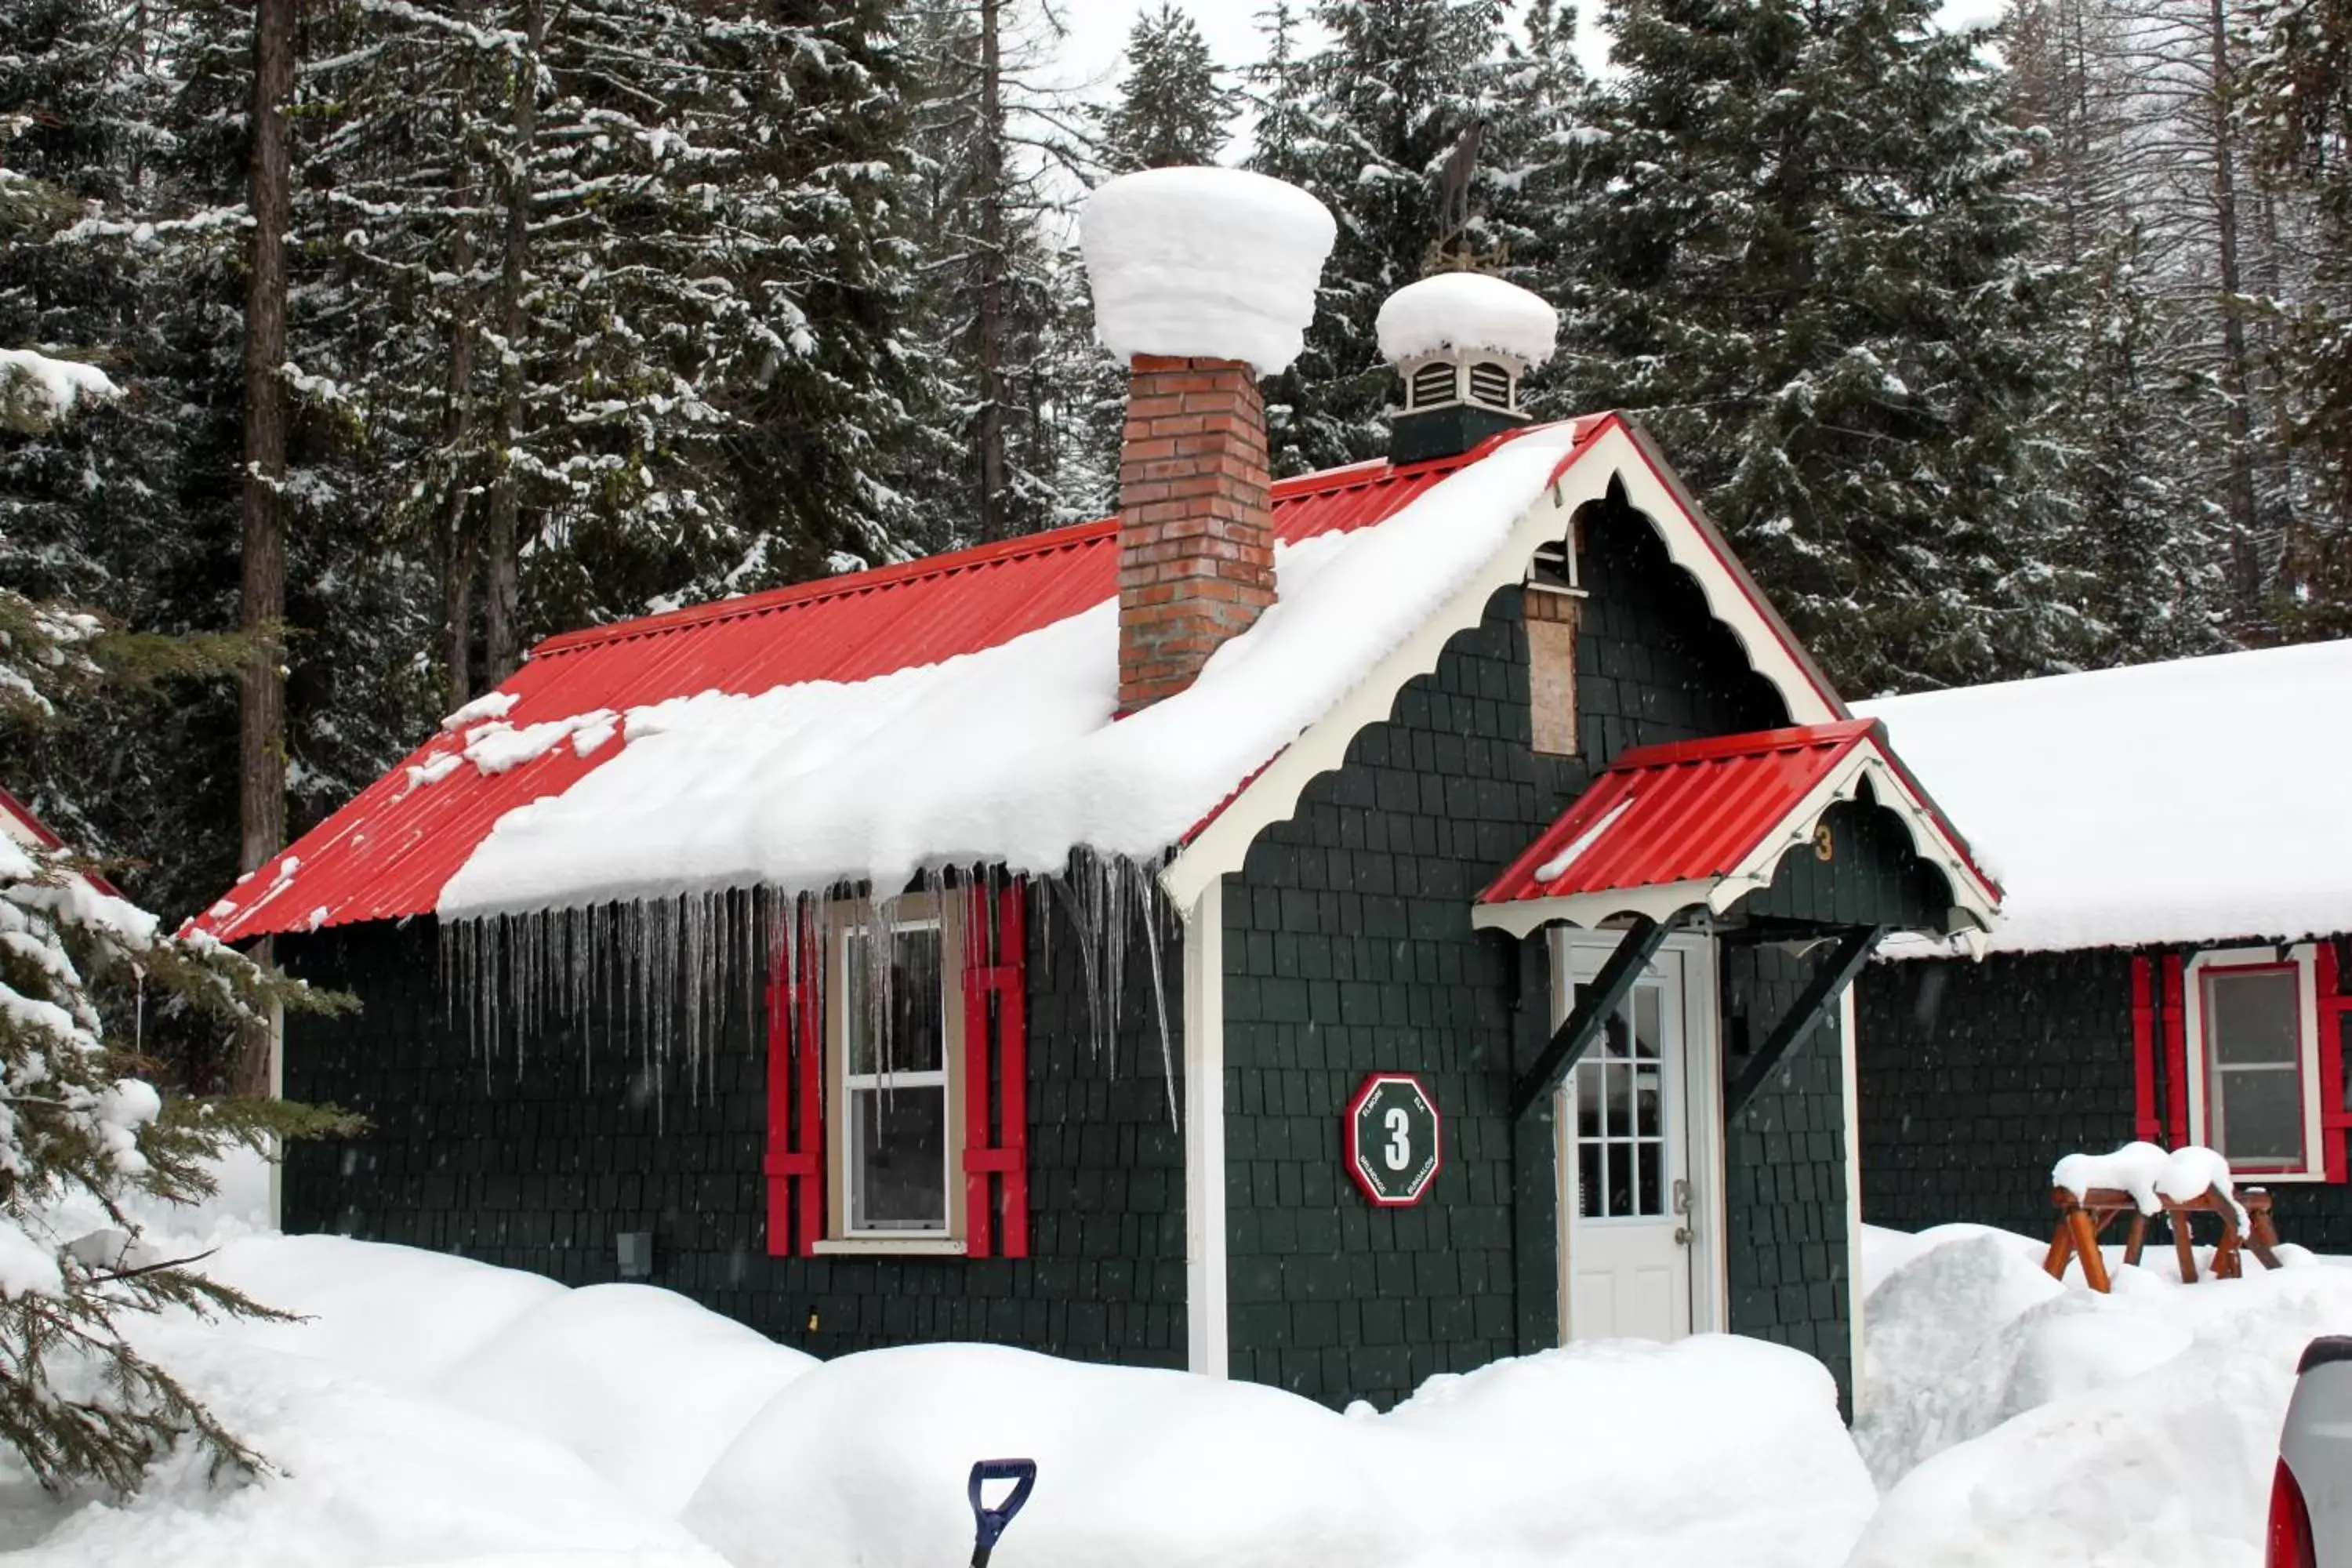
[2243,0,2352,637]
[1482,0,1585,412]
[898,0,1081,545]
[2005,0,2228,662]
[0,336,358,1492]
[1561,0,2082,694]
[1096,4,1239,172]
[1256,0,1505,475]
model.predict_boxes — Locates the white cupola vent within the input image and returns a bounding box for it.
[1375,272,1559,463]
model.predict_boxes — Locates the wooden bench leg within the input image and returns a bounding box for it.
[2044,1221,2075,1281]
[2124,1212,2149,1268]
[2246,1190,2284,1271]
[2166,1199,2199,1283]
[2067,1207,2112,1293]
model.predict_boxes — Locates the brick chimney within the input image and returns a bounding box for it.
[1079,168,1334,713]
[1115,355,1275,711]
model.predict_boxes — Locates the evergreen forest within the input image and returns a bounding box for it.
[4,0,2350,1044]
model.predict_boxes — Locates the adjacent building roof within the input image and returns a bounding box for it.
[1858,638,2352,954]
[1471,720,1999,938]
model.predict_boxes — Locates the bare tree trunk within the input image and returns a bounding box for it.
[975,0,1009,542]
[2207,0,2263,622]
[483,0,542,684]
[234,0,294,1098]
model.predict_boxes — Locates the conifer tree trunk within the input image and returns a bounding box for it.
[484,0,542,684]
[441,25,481,709]
[2207,0,2263,619]
[234,0,293,1099]
[975,0,1008,543]
[238,0,291,882]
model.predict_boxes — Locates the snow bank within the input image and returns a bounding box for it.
[437,424,1585,916]
[1080,166,1335,375]
[684,1336,1872,1568]
[1375,271,1559,368]
[1851,1221,2352,1567]
[436,1284,815,1515]
[1860,638,2352,953]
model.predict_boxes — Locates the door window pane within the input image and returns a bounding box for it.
[1570,978,1670,1219]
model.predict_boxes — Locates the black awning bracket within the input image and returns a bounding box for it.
[1723,923,1886,1121]
[1509,915,1673,1120]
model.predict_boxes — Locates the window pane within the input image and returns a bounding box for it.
[2205,968,2299,1065]
[850,1083,947,1230]
[2215,1067,2304,1167]
[847,924,946,1076]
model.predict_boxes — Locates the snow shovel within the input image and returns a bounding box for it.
[966,1457,1036,1568]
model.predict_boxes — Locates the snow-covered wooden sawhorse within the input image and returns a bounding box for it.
[2045,1185,2282,1292]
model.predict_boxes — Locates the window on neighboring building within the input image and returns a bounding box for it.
[2190,946,2322,1178]
[830,906,964,1242]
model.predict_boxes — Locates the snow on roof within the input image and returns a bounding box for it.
[1857,638,2352,953]
[1375,272,1559,368]
[197,421,1643,938]
[1079,167,1335,376]
[436,426,1589,917]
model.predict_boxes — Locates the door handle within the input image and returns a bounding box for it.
[1672,1177,1693,1246]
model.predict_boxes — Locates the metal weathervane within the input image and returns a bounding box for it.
[1428,119,1504,275]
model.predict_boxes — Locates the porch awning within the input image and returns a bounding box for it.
[1472,720,2002,939]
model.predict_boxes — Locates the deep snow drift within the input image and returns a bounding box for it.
[7,1161,2347,1568]
[1851,1221,2352,1566]
[0,1170,1868,1568]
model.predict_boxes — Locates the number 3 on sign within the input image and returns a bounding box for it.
[1345,1073,1442,1207]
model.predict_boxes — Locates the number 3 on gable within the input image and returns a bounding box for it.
[1346,1073,1443,1207]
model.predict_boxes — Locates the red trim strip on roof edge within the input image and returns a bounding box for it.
[0,782,124,899]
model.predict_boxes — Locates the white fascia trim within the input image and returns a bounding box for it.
[1839,986,1865,1410]
[1719,744,2002,935]
[1471,880,1717,938]
[1162,423,1840,909]
[1182,875,1229,1377]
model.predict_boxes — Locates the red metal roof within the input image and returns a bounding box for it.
[198,419,1613,941]
[1476,720,2001,920]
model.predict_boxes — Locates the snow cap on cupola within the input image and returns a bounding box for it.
[1376,271,1559,464]
[1079,166,1337,376]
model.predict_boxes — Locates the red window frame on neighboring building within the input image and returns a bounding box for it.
[2136,943,2350,1182]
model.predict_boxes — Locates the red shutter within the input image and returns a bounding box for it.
[2162,953,2190,1148]
[962,881,1029,1258]
[2320,940,2349,1182]
[2131,956,2160,1142]
[763,908,825,1257]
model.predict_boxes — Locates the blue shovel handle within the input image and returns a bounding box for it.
[967,1458,1037,1568]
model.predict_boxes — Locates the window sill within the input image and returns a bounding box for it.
[810,1236,968,1257]
[2234,1169,2332,1185]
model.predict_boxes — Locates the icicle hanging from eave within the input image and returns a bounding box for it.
[430,850,1184,1120]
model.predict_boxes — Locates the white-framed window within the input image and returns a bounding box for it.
[2186,944,2325,1180]
[821,900,967,1250]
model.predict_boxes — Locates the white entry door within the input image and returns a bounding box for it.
[1554,937,1718,1342]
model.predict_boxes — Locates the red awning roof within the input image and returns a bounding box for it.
[197,420,1613,942]
[1472,720,2001,937]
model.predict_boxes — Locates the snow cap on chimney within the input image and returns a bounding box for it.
[1377,272,1558,464]
[1079,167,1335,715]
[1080,167,1336,376]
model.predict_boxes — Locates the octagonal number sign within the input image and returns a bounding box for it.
[1345,1073,1443,1207]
